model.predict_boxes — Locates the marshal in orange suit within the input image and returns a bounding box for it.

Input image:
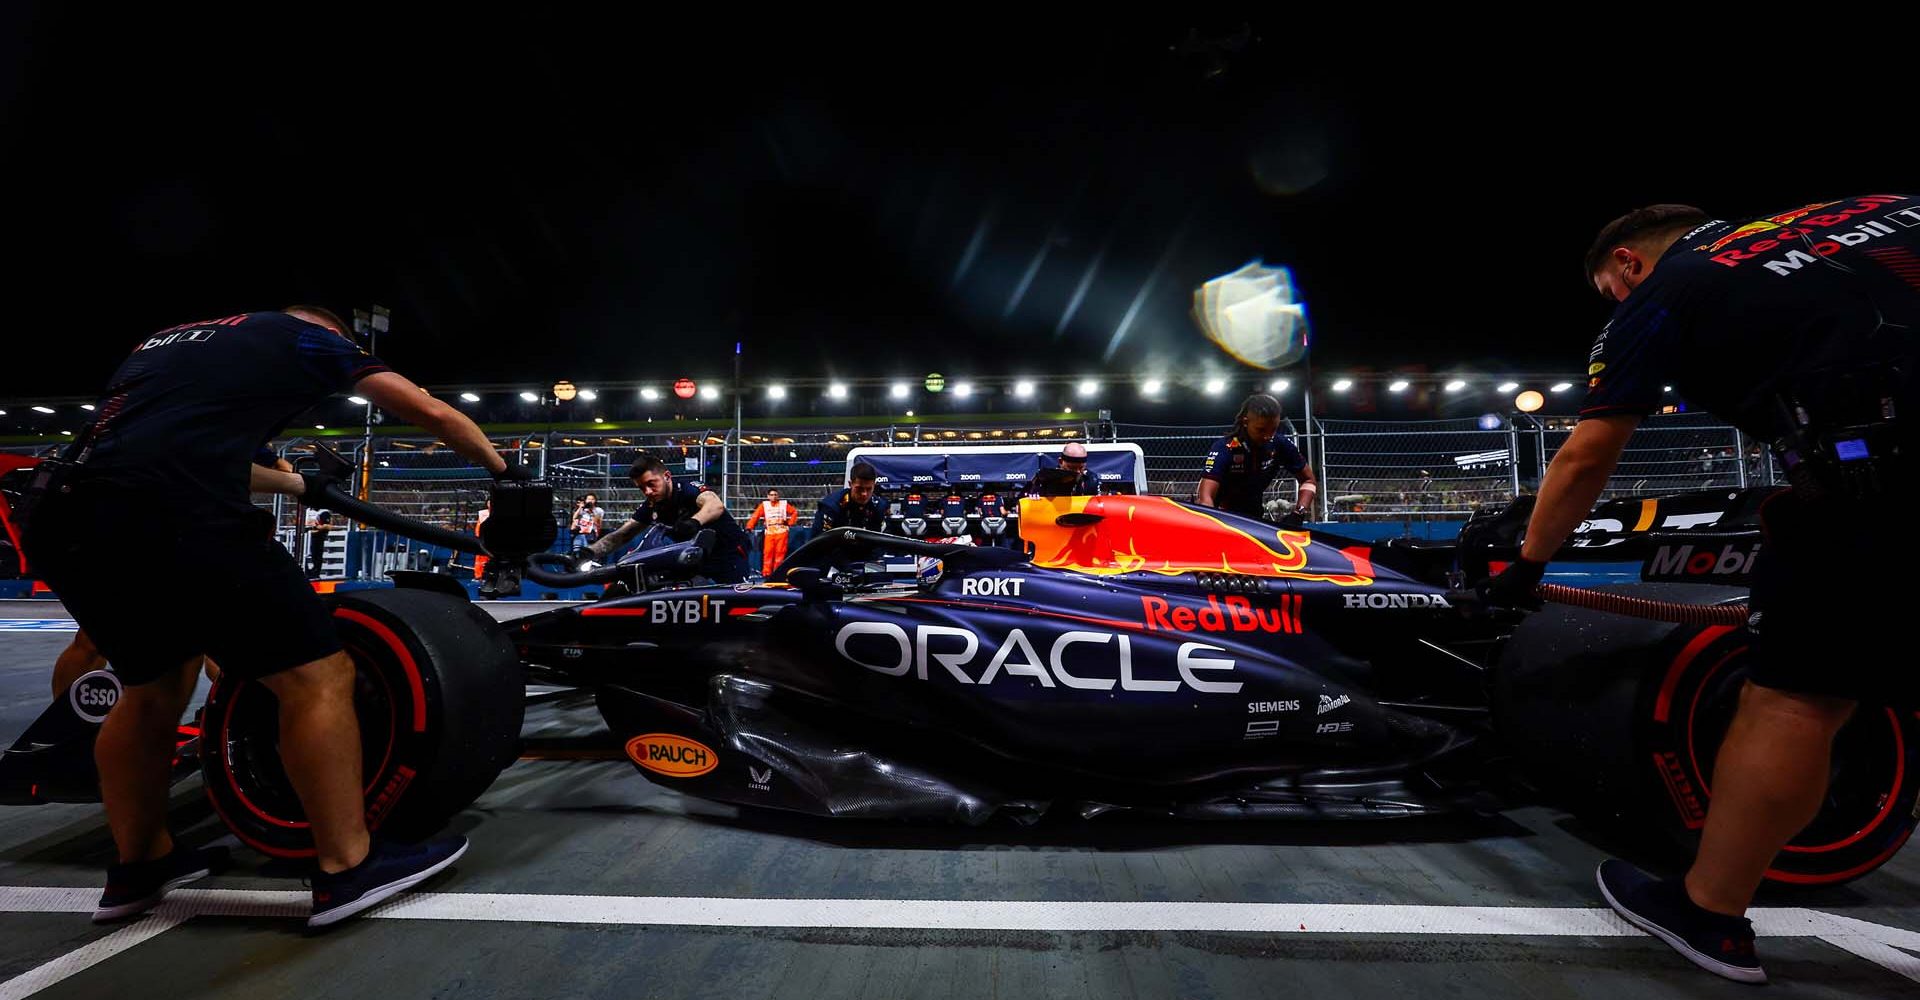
[745,489,796,577]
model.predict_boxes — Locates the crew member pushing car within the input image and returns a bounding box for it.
[1480,196,1920,984]
[581,453,752,584]
[20,306,525,928]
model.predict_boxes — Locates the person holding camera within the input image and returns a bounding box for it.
[578,454,751,583]
[570,492,604,546]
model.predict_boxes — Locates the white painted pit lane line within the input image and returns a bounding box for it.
[0,620,79,633]
[0,912,187,1000]
[1,887,1917,993]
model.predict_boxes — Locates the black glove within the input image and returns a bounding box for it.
[492,458,536,482]
[571,546,600,569]
[297,471,342,510]
[668,517,703,542]
[1477,556,1547,610]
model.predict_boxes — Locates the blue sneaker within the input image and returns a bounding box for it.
[308,836,468,928]
[95,845,229,922]
[1597,860,1765,984]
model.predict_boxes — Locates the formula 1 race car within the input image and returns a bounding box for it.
[3,475,1914,888]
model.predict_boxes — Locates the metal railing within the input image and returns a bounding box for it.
[2,413,1784,581]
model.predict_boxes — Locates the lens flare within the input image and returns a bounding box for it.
[1192,261,1309,370]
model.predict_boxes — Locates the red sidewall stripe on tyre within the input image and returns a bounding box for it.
[1683,646,1746,798]
[215,643,408,833]
[1657,626,1914,876]
[1654,625,1735,723]
[205,607,433,859]
[205,781,311,859]
[206,686,313,859]
[1766,823,1916,885]
[1668,636,1907,858]
[1778,707,1904,856]
[218,689,306,832]
[334,608,428,733]
[341,638,401,803]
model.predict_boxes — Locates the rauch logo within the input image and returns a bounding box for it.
[626,733,719,778]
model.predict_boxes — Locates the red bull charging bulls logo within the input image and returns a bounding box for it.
[1019,495,1372,585]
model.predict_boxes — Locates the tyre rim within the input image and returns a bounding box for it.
[1688,663,1904,854]
[219,648,399,828]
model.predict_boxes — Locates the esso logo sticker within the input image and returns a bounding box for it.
[69,670,122,724]
[626,733,718,778]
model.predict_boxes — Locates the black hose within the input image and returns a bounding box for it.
[1537,582,1750,626]
[319,485,487,555]
[523,553,621,588]
[522,532,715,588]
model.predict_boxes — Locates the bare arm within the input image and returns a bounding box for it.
[1293,462,1319,507]
[693,490,726,525]
[249,464,305,497]
[587,519,644,557]
[355,371,508,475]
[1519,414,1640,562]
[1195,478,1220,507]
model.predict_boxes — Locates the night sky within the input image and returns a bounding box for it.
[3,12,1912,405]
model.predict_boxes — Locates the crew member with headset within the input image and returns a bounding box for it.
[1053,441,1101,496]
[1479,196,1918,984]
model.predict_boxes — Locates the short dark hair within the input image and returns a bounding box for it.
[849,461,877,482]
[283,305,352,335]
[1583,205,1711,278]
[628,454,669,481]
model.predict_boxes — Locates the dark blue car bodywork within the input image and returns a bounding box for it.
[511,494,1496,822]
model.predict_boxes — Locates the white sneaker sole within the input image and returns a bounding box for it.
[1596,863,1766,985]
[307,841,468,929]
[92,866,213,923]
